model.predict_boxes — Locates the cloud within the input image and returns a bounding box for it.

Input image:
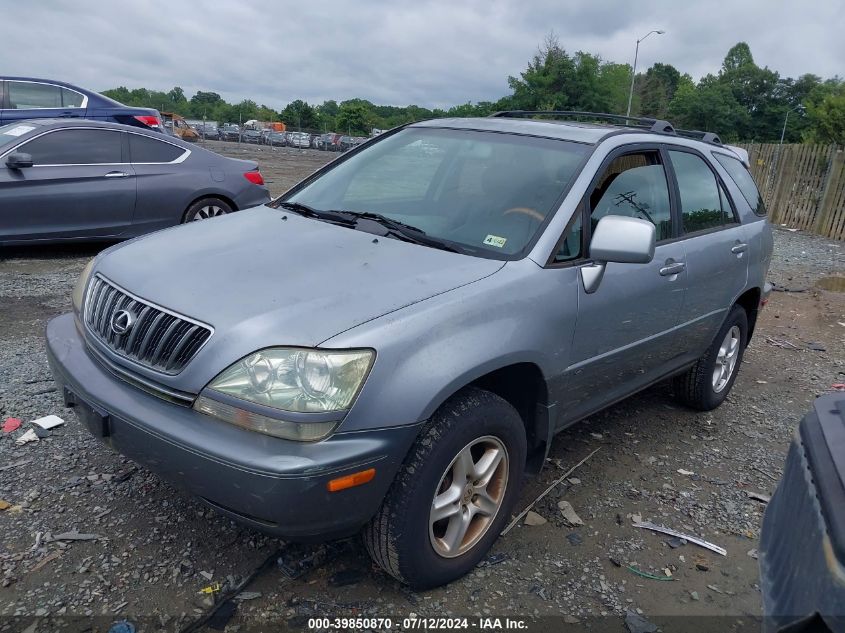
[1,0,841,110]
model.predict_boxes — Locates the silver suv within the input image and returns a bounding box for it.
[47,112,773,588]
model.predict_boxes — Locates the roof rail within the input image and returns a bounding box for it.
[488,110,676,135]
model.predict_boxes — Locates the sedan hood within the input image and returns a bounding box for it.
[96,206,503,358]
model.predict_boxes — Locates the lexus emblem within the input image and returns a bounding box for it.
[110,309,136,335]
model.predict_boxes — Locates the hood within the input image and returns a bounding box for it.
[96,206,503,365]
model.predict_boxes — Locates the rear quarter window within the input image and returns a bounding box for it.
[128,134,184,163]
[714,153,767,217]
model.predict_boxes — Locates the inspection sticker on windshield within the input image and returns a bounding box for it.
[483,235,507,248]
[3,125,36,137]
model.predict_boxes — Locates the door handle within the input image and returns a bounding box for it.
[659,261,686,276]
[104,171,130,178]
[731,243,748,254]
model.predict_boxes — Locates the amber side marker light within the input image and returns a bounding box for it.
[327,468,376,492]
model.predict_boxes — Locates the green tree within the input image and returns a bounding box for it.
[168,86,186,104]
[637,63,681,118]
[805,91,845,145]
[316,100,339,130]
[336,101,374,135]
[668,74,747,139]
[508,33,577,110]
[281,100,318,130]
[717,43,781,139]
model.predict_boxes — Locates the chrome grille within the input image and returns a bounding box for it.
[84,275,212,374]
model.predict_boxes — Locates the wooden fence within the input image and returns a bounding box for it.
[737,143,845,240]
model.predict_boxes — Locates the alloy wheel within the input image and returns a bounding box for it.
[190,205,227,221]
[429,436,509,558]
[712,325,741,393]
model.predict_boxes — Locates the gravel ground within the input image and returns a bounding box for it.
[1,139,843,633]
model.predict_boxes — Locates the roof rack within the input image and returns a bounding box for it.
[487,110,724,146]
[489,110,676,134]
[675,129,723,145]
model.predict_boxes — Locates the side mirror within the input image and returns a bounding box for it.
[6,152,34,170]
[581,215,656,294]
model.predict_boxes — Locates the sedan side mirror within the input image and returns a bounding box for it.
[581,215,656,294]
[6,152,34,170]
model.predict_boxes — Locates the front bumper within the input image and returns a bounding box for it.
[759,394,845,632]
[46,312,421,540]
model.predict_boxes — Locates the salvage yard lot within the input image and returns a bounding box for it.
[1,142,843,631]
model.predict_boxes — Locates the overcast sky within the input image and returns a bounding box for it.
[2,0,842,110]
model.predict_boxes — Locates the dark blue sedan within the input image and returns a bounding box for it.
[1,77,163,131]
[0,119,271,244]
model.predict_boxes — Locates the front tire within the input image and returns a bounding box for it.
[363,387,526,589]
[182,198,233,223]
[674,304,748,411]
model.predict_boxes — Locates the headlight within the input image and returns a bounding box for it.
[194,347,374,440]
[193,396,339,441]
[72,258,96,314]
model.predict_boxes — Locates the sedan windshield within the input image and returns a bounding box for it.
[285,127,589,258]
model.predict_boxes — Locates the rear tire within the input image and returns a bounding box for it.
[182,198,233,223]
[363,387,526,589]
[674,304,748,411]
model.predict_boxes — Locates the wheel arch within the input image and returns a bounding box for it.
[421,361,552,475]
[734,286,761,343]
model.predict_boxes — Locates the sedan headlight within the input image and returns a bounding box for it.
[194,348,374,440]
[72,258,96,314]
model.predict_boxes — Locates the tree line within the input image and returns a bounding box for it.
[103,38,844,144]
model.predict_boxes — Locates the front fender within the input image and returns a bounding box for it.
[323,259,580,432]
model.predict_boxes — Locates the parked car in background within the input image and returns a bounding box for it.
[265,131,287,146]
[219,124,240,141]
[241,129,263,144]
[196,123,220,140]
[0,119,270,244]
[760,392,845,632]
[46,112,772,589]
[319,132,341,151]
[1,77,162,131]
[339,135,354,151]
[288,131,310,148]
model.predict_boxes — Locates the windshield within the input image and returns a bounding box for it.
[285,127,589,258]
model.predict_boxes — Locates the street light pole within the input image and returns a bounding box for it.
[626,29,665,118]
[780,105,804,145]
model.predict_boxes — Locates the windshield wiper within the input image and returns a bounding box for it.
[276,201,354,224]
[343,211,427,235]
[343,211,462,253]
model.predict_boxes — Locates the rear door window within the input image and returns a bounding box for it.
[128,133,184,163]
[670,150,734,234]
[19,129,123,165]
[7,81,62,109]
[714,152,767,216]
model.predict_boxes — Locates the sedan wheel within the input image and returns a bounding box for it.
[190,204,227,221]
[182,198,233,224]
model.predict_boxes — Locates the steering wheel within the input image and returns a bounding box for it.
[503,207,545,222]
